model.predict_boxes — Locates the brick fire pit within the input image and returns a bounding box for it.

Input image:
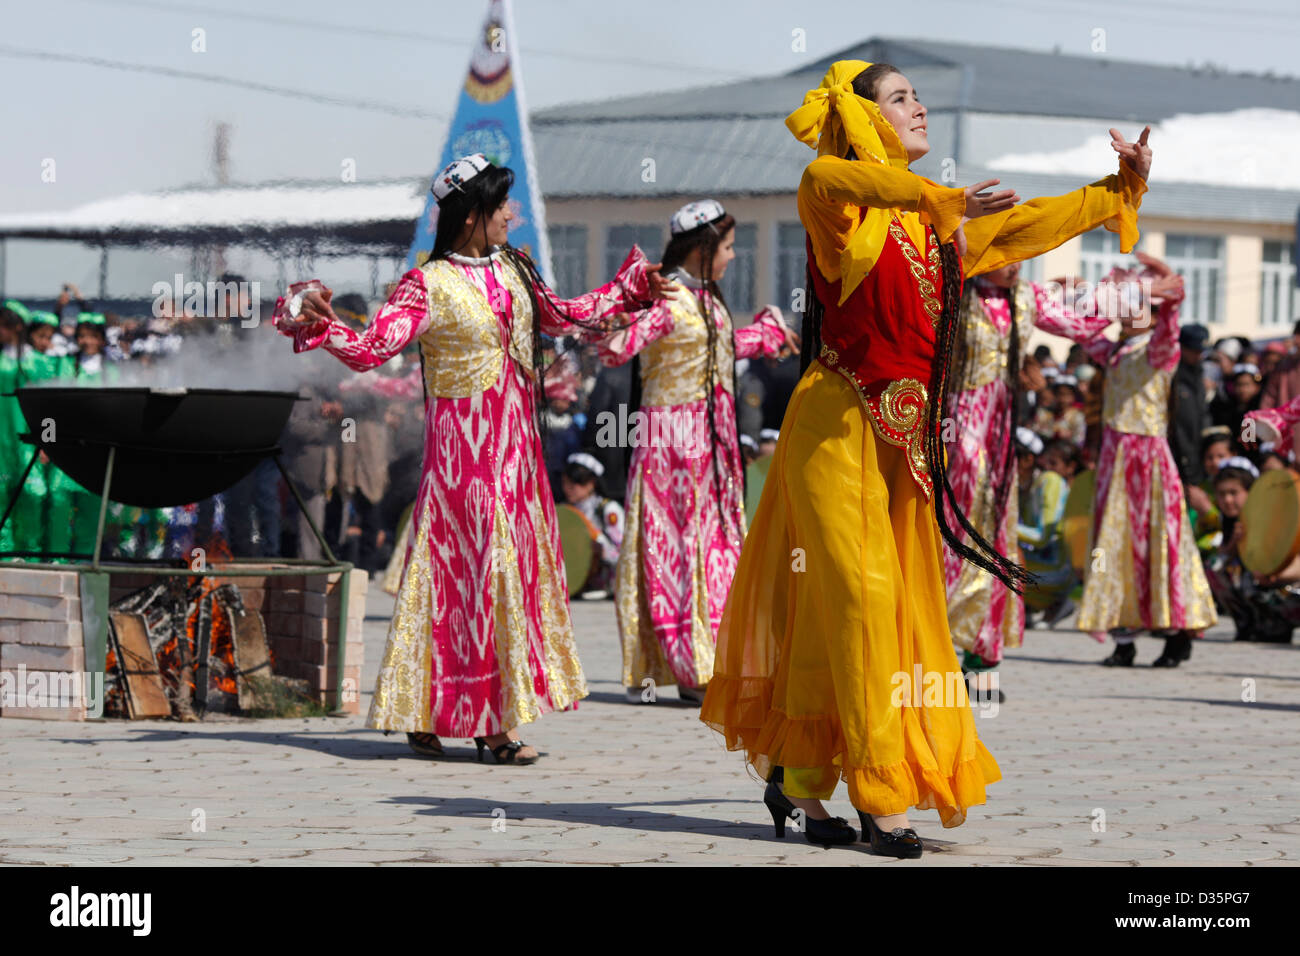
[0,564,366,721]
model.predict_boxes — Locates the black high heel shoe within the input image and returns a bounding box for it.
[762,770,857,848]
[858,811,924,859]
[473,736,540,765]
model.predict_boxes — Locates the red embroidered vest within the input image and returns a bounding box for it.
[809,219,955,498]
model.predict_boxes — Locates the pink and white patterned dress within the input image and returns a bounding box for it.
[1056,293,1217,634]
[589,272,788,690]
[273,247,657,737]
[942,278,1106,664]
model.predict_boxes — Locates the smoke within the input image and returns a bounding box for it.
[104,310,349,392]
[27,311,429,461]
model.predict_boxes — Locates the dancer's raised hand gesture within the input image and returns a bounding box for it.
[963,179,1020,219]
[1110,126,1152,181]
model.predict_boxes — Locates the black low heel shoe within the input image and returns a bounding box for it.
[859,811,923,859]
[1152,633,1192,668]
[763,781,857,848]
[1102,642,1136,667]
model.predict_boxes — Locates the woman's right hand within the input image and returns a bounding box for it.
[963,179,1020,219]
[299,289,337,324]
[279,287,337,331]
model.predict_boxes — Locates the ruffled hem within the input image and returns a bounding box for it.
[701,674,1001,828]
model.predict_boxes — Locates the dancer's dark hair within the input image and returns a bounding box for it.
[952,276,1023,574]
[800,64,1032,592]
[632,212,741,540]
[429,163,654,446]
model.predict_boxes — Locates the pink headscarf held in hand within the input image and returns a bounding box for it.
[1095,251,1184,322]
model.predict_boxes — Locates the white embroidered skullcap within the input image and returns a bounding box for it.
[739,434,758,451]
[1015,427,1043,456]
[1074,365,1097,382]
[1042,366,1061,381]
[759,428,780,442]
[431,153,491,201]
[1054,374,1079,388]
[1232,363,1260,378]
[1215,338,1243,361]
[1219,456,1259,478]
[669,199,726,236]
[566,452,604,477]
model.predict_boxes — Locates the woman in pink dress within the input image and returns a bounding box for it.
[942,261,1107,695]
[589,200,798,702]
[274,154,675,763]
[1053,253,1217,665]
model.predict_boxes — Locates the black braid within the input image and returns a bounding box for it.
[995,284,1023,534]
[798,259,823,376]
[698,259,737,543]
[926,243,1034,593]
[498,244,657,451]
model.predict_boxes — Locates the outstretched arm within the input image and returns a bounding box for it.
[962,127,1152,278]
[1033,278,1114,364]
[1245,396,1300,457]
[799,155,1018,288]
[588,298,676,367]
[733,306,798,360]
[272,269,430,372]
[532,246,675,337]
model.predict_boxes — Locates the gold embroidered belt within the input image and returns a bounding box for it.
[818,344,932,498]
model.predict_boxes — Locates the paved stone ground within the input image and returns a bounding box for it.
[2,579,1298,866]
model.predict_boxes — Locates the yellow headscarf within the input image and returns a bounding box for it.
[786,60,910,302]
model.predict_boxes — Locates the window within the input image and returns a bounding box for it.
[1165,234,1224,325]
[775,222,808,324]
[547,224,587,299]
[1079,229,1138,286]
[1018,255,1044,284]
[1261,240,1298,329]
[606,225,664,283]
[717,223,757,315]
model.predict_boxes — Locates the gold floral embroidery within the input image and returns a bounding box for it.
[818,345,932,499]
[961,280,1038,390]
[640,294,735,407]
[419,258,535,398]
[889,220,941,328]
[1102,335,1170,437]
[367,499,435,732]
[865,378,932,498]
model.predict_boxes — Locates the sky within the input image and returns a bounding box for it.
[5,0,1299,214]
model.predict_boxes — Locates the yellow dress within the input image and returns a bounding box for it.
[701,61,1147,825]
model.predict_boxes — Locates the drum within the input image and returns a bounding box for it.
[556,503,597,598]
[1062,468,1096,576]
[1240,468,1300,576]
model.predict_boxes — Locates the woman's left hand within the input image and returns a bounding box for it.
[771,322,802,359]
[1110,126,1152,181]
[645,263,680,301]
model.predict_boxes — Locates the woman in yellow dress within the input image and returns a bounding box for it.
[699,60,1152,855]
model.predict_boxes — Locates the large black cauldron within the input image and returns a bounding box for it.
[15,387,302,508]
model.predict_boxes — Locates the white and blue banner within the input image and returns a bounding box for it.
[406,0,553,283]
